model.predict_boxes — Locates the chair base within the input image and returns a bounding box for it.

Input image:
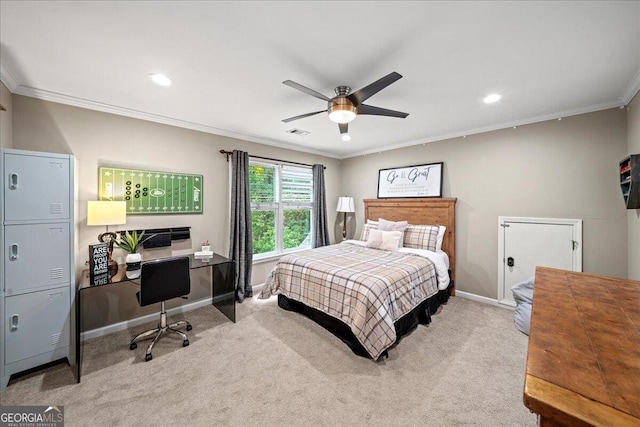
[130,301,192,361]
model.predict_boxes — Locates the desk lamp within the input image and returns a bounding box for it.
[87,201,127,276]
[336,196,355,240]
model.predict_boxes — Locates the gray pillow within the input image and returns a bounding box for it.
[511,277,535,335]
[514,302,532,335]
[511,277,535,304]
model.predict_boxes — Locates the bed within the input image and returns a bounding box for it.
[259,197,456,360]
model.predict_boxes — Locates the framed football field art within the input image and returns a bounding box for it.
[98,167,203,215]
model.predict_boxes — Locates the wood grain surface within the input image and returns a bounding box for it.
[524,267,640,426]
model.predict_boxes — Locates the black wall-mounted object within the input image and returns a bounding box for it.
[118,227,191,249]
[143,229,172,249]
[620,154,640,209]
[170,227,191,241]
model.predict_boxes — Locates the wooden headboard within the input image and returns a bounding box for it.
[363,198,457,291]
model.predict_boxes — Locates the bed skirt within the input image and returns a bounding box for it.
[277,281,453,360]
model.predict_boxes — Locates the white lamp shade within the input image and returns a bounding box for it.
[87,201,127,226]
[336,196,355,213]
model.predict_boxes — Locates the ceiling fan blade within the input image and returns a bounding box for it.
[339,123,348,134]
[283,80,330,101]
[282,110,326,123]
[347,72,403,105]
[357,104,409,118]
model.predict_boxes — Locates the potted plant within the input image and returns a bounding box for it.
[114,230,148,279]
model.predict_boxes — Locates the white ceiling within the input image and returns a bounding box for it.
[1,1,639,159]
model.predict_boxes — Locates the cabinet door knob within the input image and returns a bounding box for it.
[10,314,19,332]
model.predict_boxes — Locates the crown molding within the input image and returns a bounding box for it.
[6,73,636,161]
[344,100,624,159]
[0,63,19,92]
[12,85,341,159]
[620,68,640,105]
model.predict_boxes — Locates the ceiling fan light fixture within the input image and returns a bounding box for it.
[328,99,357,123]
[282,72,407,135]
[329,108,356,123]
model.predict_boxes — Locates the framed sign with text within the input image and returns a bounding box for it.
[89,242,109,277]
[377,162,443,198]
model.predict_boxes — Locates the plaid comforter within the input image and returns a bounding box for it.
[259,242,438,359]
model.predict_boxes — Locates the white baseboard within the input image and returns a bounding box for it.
[79,287,509,341]
[497,299,517,308]
[455,290,514,310]
[80,298,213,341]
[251,283,266,293]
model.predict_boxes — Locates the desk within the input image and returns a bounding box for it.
[75,253,234,383]
[524,267,640,426]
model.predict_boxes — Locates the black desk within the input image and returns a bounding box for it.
[75,253,235,383]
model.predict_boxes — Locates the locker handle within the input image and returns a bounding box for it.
[9,173,18,190]
[9,244,19,260]
[507,257,515,267]
[10,314,19,332]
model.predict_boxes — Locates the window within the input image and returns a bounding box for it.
[249,160,313,258]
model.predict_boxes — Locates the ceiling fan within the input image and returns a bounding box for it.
[282,71,409,140]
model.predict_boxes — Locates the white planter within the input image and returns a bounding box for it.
[125,252,142,279]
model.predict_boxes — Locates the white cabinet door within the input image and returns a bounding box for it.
[498,217,582,306]
[3,153,70,222]
[4,287,70,364]
[4,223,70,295]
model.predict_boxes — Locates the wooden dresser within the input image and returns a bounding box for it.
[524,267,640,426]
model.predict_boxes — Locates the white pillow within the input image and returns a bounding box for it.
[365,230,403,251]
[365,220,446,251]
[436,225,446,252]
[378,218,408,231]
[377,218,408,248]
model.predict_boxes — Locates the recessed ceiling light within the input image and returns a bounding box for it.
[149,73,172,87]
[484,93,501,103]
[341,133,351,142]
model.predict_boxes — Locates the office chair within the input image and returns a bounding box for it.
[129,256,192,361]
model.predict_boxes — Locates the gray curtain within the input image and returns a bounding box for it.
[229,150,253,302]
[312,164,330,248]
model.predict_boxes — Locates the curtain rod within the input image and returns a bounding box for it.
[219,150,325,169]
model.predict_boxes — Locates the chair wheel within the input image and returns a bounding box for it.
[130,342,137,350]
[183,339,189,347]
[186,324,192,331]
[145,353,152,362]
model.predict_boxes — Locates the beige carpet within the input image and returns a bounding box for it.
[0,296,537,426]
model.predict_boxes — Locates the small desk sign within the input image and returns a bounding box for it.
[377,162,443,198]
[89,243,109,277]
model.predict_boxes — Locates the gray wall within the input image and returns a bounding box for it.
[8,92,634,326]
[628,93,640,280]
[340,108,629,299]
[11,95,341,331]
[0,82,12,149]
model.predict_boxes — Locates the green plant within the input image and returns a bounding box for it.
[113,230,148,254]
